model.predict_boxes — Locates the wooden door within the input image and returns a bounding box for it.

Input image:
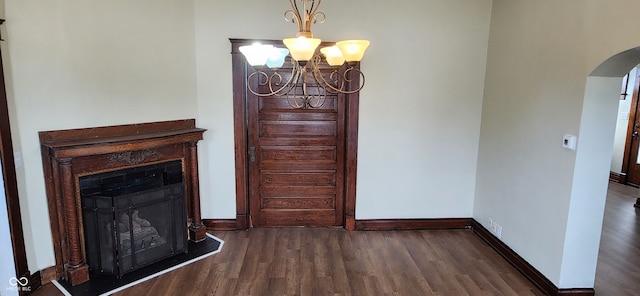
[623,70,640,186]
[231,39,359,230]
[247,78,346,227]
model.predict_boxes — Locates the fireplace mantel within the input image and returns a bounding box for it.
[39,119,207,286]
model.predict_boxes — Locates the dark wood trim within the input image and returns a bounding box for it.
[621,73,630,100]
[621,69,640,180]
[343,63,360,230]
[187,141,207,242]
[39,266,57,285]
[230,38,359,230]
[556,289,597,295]
[470,219,595,296]
[609,171,627,183]
[27,271,42,294]
[203,219,238,231]
[355,218,473,230]
[471,219,554,294]
[230,39,250,230]
[0,18,34,295]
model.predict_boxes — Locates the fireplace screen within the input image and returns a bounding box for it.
[80,161,187,278]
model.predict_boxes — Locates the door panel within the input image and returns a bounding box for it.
[248,85,345,227]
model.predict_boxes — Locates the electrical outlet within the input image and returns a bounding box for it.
[488,217,502,238]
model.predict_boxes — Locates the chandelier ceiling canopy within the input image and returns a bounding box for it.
[238,0,370,109]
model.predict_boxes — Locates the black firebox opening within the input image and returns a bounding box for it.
[80,160,187,279]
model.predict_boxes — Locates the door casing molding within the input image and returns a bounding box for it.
[0,19,33,288]
[622,70,640,184]
[229,38,359,229]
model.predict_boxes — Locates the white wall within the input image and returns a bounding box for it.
[5,0,493,272]
[193,0,287,219]
[12,0,634,290]
[3,0,636,290]
[194,0,492,219]
[610,67,636,172]
[475,0,640,288]
[4,0,198,271]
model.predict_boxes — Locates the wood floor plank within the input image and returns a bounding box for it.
[34,181,640,296]
[594,182,640,295]
[30,227,545,295]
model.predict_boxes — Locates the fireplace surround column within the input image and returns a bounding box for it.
[187,141,206,242]
[59,158,89,284]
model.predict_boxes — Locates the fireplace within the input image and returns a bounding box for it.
[39,119,207,286]
[80,160,187,278]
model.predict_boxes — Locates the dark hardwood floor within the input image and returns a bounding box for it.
[30,181,640,295]
[33,228,543,296]
[594,182,640,295]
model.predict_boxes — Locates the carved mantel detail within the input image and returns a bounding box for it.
[39,119,207,286]
[107,149,161,165]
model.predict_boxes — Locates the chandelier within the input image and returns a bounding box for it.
[239,0,370,109]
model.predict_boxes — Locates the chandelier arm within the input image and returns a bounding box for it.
[305,87,327,108]
[246,71,268,97]
[277,77,301,97]
[276,60,306,97]
[295,58,324,108]
[309,56,365,95]
[267,70,299,96]
[299,69,326,109]
[246,64,301,97]
[247,71,287,97]
[266,71,284,94]
[287,80,307,109]
[312,67,344,94]
[309,55,336,89]
[343,66,366,93]
[284,0,304,33]
[284,0,326,37]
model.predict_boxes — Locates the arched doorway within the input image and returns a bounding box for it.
[567,46,640,292]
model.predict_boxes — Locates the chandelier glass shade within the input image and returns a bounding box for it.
[238,0,370,109]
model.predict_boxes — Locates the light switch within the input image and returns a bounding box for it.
[562,134,577,150]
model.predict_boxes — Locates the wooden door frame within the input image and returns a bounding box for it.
[230,38,359,230]
[621,69,640,183]
[0,19,34,288]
